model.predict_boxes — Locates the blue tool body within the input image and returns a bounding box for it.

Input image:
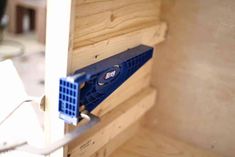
[58,45,153,125]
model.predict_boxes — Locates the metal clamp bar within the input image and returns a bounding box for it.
[0,112,100,155]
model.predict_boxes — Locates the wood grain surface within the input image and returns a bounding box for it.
[149,0,235,157]
[110,127,222,157]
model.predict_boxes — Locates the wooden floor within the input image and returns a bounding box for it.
[110,126,222,157]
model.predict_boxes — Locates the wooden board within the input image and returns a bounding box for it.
[72,0,161,49]
[110,127,222,157]
[68,87,157,157]
[149,1,235,157]
[70,22,166,71]
[44,1,73,157]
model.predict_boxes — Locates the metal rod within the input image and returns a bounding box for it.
[0,112,100,155]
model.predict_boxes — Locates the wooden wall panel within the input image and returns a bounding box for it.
[65,0,166,156]
[72,0,161,49]
[149,0,235,157]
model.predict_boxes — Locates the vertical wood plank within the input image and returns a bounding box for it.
[45,0,73,156]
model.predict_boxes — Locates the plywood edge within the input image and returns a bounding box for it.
[70,22,167,72]
[73,21,160,49]
[110,127,222,157]
[68,87,157,157]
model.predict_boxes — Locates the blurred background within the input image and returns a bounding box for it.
[0,0,46,96]
[0,1,46,156]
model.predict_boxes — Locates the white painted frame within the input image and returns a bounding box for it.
[45,0,72,156]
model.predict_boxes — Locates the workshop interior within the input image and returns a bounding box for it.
[0,0,234,157]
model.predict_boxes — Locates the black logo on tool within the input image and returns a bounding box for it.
[98,65,120,86]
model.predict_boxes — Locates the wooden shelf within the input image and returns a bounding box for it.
[70,22,167,72]
[109,127,222,157]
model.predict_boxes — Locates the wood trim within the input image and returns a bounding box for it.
[45,0,73,157]
[70,22,167,72]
